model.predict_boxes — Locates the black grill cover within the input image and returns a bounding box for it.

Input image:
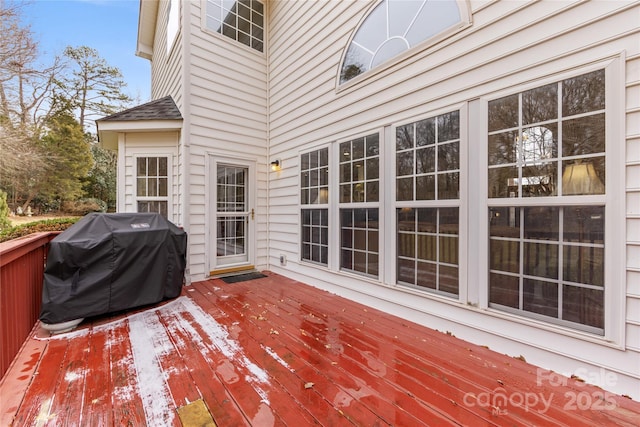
[40,213,187,324]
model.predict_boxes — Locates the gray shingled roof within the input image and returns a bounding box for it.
[97,96,182,122]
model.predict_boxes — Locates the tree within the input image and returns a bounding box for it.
[63,46,132,133]
[0,2,65,210]
[0,189,10,230]
[36,112,92,205]
[83,144,117,211]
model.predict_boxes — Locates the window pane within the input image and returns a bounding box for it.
[416,118,435,146]
[562,157,605,195]
[523,279,558,317]
[137,157,147,175]
[137,178,147,197]
[523,242,558,279]
[301,208,328,265]
[489,273,519,308]
[562,286,604,329]
[438,111,459,142]
[562,114,605,157]
[562,69,605,117]
[415,175,435,200]
[490,207,520,238]
[439,265,459,295]
[437,172,459,199]
[524,206,558,240]
[488,94,518,132]
[489,166,517,198]
[397,151,414,176]
[416,261,437,289]
[396,124,414,150]
[563,246,604,286]
[521,163,557,197]
[398,258,416,284]
[490,239,519,273]
[563,206,604,243]
[489,131,517,166]
[523,83,557,125]
[438,142,459,171]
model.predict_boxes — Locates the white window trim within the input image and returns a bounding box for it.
[133,153,173,220]
[334,129,385,279]
[387,104,469,303]
[298,144,332,267]
[200,0,266,56]
[475,57,626,346]
[336,0,471,91]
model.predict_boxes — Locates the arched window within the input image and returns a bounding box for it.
[340,0,466,84]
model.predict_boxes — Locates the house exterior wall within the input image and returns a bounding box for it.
[266,0,640,399]
[144,1,269,279]
[131,0,640,398]
[118,132,180,222]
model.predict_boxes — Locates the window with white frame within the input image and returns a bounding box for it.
[339,133,380,277]
[340,0,464,84]
[205,0,264,52]
[395,111,460,296]
[301,148,329,265]
[487,69,606,333]
[136,156,169,218]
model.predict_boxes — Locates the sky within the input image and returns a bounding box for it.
[18,0,151,104]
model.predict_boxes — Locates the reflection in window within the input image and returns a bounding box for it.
[488,70,605,198]
[340,0,463,84]
[396,111,460,201]
[487,69,606,334]
[397,207,459,296]
[205,0,264,52]
[340,134,379,203]
[489,206,604,332]
[301,148,329,266]
[341,208,379,277]
[340,133,380,277]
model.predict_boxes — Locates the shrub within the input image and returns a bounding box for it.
[0,217,80,243]
[62,198,107,215]
[0,190,10,231]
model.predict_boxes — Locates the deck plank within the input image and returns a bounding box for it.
[81,328,113,427]
[2,271,640,426]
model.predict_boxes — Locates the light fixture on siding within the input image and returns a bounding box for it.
[270,159,281,172]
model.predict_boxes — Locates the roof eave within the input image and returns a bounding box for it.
[136,0,159,60]
[97,119,183,150]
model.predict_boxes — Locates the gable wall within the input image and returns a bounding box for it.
[183,1,269,279]
[267,0,640,398]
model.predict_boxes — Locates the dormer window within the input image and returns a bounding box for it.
[205,0,264,52]
[340,0,466,84]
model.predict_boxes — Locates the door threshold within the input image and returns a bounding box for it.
[209,265,255,278]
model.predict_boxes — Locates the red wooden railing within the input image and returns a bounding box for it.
[0,232,58,379]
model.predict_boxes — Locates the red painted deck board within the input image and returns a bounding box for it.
[1,271,639,426]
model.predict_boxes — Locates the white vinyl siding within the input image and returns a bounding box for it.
[190,1,268,278]
[267,0,639,398]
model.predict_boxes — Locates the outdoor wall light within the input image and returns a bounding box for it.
[270,159,281,171]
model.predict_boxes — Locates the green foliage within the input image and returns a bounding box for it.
[62,198,107,215]
[63,46,133,132]
[0,217,79,243]
[0,190,11,230]
[83,144,117,211]
[38,112,93,203]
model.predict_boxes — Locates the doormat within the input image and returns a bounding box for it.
[221,272,267,283]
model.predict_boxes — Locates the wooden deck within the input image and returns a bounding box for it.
[1,271,639,426]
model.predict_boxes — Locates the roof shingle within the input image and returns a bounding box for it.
[97,95,182,122]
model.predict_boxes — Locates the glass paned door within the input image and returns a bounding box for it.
[215,164,250,267]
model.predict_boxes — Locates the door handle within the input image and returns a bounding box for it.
[251,208,255,220]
